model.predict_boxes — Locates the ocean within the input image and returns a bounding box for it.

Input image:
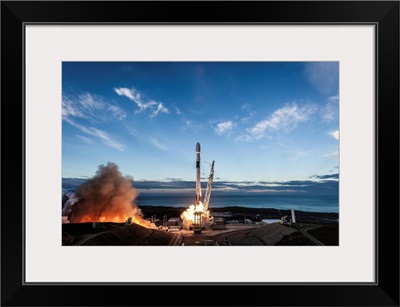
[135,191,338,213]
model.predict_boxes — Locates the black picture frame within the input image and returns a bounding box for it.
[1,1,399,306]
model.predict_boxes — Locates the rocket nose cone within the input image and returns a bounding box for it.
[196,142,200,152]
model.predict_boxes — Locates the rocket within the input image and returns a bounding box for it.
[195,142,201,204]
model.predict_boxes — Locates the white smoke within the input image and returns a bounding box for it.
[62,192,80,224]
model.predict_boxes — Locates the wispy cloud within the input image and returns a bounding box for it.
[91,128,125,151]
[62,93,127,151]
[322,95,339,123]
[329,130,339,140]
[182,118,204,132]
[150,138,168,151]
[295,151,308,157]
[241,103,316,141]
[62,96,86,120]
[305,62,339,94]
[78,93,104,113]
[150,103,169,118]
[114,87,138,102]
[175,107,182,115]
[62,93,126,123]
[240,104,256,122]
[76,135,94,144]
[214,120,234,135]
[108,105,127,120]
[114,87,169,117]
[323,151,339,157]
[65,118,124,151]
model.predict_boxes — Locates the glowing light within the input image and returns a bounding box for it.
[180,202,213,230]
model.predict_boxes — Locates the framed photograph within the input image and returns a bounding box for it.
[1,1,399,306]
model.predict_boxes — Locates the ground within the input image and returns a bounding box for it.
[62,206,338,246]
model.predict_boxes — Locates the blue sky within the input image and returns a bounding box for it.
[62,62,339,185]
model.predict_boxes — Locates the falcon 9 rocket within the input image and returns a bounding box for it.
[195,142,201,204]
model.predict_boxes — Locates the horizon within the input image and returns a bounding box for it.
[62,174,339,196]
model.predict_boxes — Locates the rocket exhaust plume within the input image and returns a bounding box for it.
[67,162,152,227]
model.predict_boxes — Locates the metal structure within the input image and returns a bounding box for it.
[193,211,203,234]
[203,160,215,211]
[291,209,296,223]
[191,143,216,233]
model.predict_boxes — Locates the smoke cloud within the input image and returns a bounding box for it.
[70,162,146,224]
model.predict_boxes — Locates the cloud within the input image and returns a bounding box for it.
[150,138,168,151]
[66,119,124,151]
[214,120,234,135]
[150,103,169,118]
[310,173,339,180]
[78,93,104,113]
[322,95,339,123]
[114,87,169,117]
[91,128,125,151]
[328,96,339,102]
[329,130,339,140]
[62,93,126,123]
[114,87,156,111]
[123,178,340,194]
[63,175,339,196]
[240,104,256,122]
[182,118,204,132]
[305,62,339,94]
[108,105,127,120]
[175,107,182,115]
[295,151,307,157]
[244,103,316,140]
[323,151,339,157]
[76,135,94,144]
[114,87,139,102]
[62,96,86,119]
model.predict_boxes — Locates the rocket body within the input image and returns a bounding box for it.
[195,142,201,204]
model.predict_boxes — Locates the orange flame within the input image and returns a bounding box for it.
[180,202,213,230]
[77,213,154,228]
